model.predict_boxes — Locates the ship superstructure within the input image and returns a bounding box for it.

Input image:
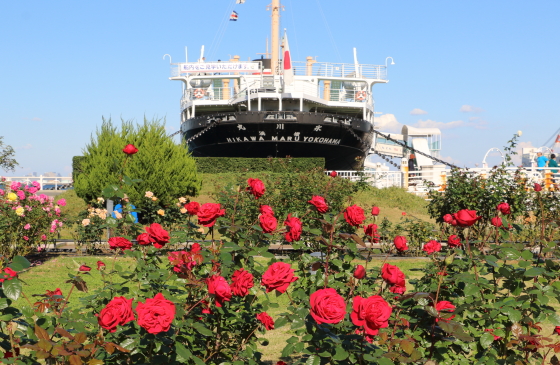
[168,0,389,170]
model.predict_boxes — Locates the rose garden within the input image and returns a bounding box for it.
[3,131,560,364]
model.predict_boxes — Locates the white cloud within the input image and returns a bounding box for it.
[460,104,484,113]
[409,108,428,115]
[17,144,33,150]
[32,117,42,121]
[374,114,402,133]
[413,119,464,130]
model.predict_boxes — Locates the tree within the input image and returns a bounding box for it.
[0,136,18,172]
[74,118,201,212]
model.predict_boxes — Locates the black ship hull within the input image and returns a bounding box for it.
[181,111,373,170]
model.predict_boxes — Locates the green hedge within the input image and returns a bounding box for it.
[72,156,86,182]
[194,157,325,173]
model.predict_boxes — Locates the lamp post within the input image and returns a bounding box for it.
[385,57,395,67]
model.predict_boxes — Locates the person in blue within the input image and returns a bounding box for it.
[536,152,548,171]
[549,153,558,183]
[112,194,139,223]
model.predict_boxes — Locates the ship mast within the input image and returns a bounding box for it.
[270,0,280,74]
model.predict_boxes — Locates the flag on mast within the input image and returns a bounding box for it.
[230,11,238,21]
[282,31,294,87]
[236,0,246,3]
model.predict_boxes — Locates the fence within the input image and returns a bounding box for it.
[1,176,73,190]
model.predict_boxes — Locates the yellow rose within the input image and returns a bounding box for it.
[7,192,17,201]
[180,208,187,214]
[157,209,165,216]
[15,206,25,216]
[151,197,158,201]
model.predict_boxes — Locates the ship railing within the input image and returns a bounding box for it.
[292,62,387,80]
[181,87,238,108]
[228,80,263,103]
[327,171,402,189]
[317,86,370,103]
[1,176,73,191]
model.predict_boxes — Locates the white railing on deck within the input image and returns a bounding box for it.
[2,176,73,190]
[292,62,387,80]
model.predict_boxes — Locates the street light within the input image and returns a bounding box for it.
[385,57,395,67]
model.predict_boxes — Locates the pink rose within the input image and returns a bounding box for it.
[284,214,302,242]
[344,205,366,227]
[393,236,408,252]
[247,178,266,199]
[261,262,298,293]
[310,288,346,325]
[206,275,232,307]
[351,295,392,335]
[453,209,481,227]
[198,203,226,227]
[230,268,254,297]
[423,240,441,254]
[308,195,328,213]
[56,198,66,207]
[496,202,511,215]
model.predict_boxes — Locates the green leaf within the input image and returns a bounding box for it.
[120,338,136,351]
[2,279,22,300]
[333,347,348,360]
[524,267,545,277]
[0,298,9,310]
[503,307,522,322]
[275,317,289,329]
[480,332,495,348]
[192,322,214,336]
[549,313,560,326]
[175,343,192,362]
[464,284,480,296]
[305,355,320,365]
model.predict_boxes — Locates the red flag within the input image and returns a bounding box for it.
[282,32,294,87]
[555,134,560,144]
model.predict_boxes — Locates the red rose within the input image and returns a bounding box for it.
[190,242,201,254]
[185,201,200,215]
[364,224,380,243]
[393,236,408,252]
[447,235,461,247]
[136,293,176,334]
[330,170,337,177]
[402,212,406,216]
[247,178,266,199]
[354,265,366,279]
[197,203,226,227]
[351,295,392,335]
[453,209,481,227]
[491,216,503,227]
[277,362,287,365]
[423,240,441,254]
[207,275,232,307]
[79,265,91,272]
[554,326,560,335]
[534,183,542,192]
[371,206,380,216]
[260,205,274,215]
[259,213,277,233]
[344,205,366,227]
[97,261,106,270]
[308,195,328,213]
[485,329,501,340]
[146,223,170,249]
[496,202,511,215]
[122,144,138,155]
[230,268,254,297]
[46,288,63,302]
[261,262,298,293]
[137,233,152,246]
[256,312,275,330]
[310,288,346,325]
[443,213,457,226]
[381,263,405,287]
[434,300,455,322]
[389,284,406,295]
[284,214,302,242]
[97,296,135,333]
[108,237,132,251]
[0,267,17,282]
[3,348,20,358]
[168,250,197,272]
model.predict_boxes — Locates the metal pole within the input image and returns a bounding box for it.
[270,0,280,74]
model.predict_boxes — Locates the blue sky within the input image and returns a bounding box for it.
[1,0,559,176]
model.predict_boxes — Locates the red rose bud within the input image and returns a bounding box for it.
[443,213,457,226]
[122,144,138,155]
[453,209,481,227]
[491,216,503,227]
[353,265,366,279]
[554,326,560,335]
[0,267,17,282]
[435,300,456,322]
[534,183,542,192]
[79,265,91,272]
[284,214,302,242]
[184,201,200,215]
[402,212,406,216]
[496,202,511,215]
[247,178,266,199]
[97,261,106,270]
[329,170,337,177]
[256,312,275,330]
[371,206,380,216]
[393,236,408,252]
